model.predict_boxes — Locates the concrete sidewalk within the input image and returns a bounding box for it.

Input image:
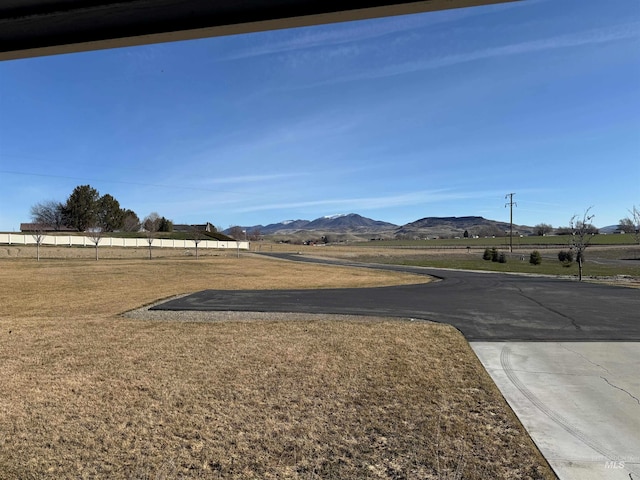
[471,342,640,480]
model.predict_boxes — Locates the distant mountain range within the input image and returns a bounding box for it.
[599,225,622,234]
[226,213,535,240]
[228,214,396,237]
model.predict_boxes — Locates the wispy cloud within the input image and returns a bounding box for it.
[219,4,510,60]
[481,22,640,55]
[165,111,362,180]
[299,22,640,87]
[193,172,307,186]
[233,189,508,214]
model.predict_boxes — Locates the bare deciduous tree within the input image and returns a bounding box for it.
[621,205,640,258]
[31,228,46,261]
[534,223,553,236]
[569,207,595,282]
[122,210,141,232]
[248,228,261,242]
[87,225,104,261]
[30,200,66,230]
[191,225,204,260]
[143,212,160,260]
[625,206,640,245]
[618,218,635,234]
[228,226,245,240]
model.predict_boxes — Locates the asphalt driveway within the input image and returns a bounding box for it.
[153,253,640,341]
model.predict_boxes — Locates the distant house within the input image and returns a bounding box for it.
[20,223,74,232]
[173,222,216,233]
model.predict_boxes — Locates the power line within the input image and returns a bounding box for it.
[0,169,255,197]
[505,193,517,253]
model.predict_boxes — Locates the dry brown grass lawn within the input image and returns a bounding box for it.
[0,248,555,479]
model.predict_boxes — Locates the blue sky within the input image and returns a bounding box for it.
[0,0,638,231]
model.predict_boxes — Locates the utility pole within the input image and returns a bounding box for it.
[505,193,517,252]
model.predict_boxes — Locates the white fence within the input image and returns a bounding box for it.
[0,233,249,250]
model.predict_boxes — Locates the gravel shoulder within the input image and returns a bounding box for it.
[123,296,421,324]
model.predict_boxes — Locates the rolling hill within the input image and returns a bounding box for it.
[396,216,534,238]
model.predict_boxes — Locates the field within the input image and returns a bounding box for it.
[351,248,639,278]
[352,234,639,247]
[260,242,640,282]
[0,246,555,479]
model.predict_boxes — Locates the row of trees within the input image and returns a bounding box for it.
[30,185,174,234]
[532,206,639,240]
[533,206,638,281]
[620,206,640,246]
[534,208,611,280]
[479,207,638,281]
[533,222,599,236]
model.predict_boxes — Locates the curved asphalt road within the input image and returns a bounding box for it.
[153,253,640,341]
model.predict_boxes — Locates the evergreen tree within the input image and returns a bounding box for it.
[64,185,99,231]
[97,194,125,231]
[530,250,542,265]
[158,216,173,232]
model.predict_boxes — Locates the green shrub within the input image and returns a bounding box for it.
[498,253,507,263]
[491,247,499,262]
[482,248,492,261]
[530,250,542,265]
[558,250,573,266]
